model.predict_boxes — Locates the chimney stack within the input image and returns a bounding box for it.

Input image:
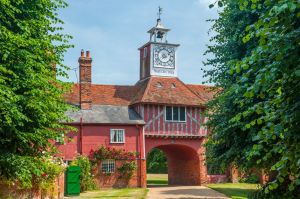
[78,49,92,109]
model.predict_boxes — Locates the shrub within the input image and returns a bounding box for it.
[71,155,96,192]
[0,154,64,190]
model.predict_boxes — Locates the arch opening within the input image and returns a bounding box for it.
[146,144,201,186]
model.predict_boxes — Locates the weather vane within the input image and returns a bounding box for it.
[157,6,163,20]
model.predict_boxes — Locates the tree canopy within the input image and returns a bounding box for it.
[205,0,299,198]
[0,0,72,188]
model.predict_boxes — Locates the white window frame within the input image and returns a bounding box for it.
[101,159,115,173]
[110,129,125,143]
[165,106,186,122]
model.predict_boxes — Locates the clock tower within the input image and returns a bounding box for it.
[138,8,180,80]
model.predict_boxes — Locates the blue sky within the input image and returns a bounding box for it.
[59,0,218,85]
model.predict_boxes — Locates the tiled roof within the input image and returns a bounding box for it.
[130,77,206,106]
[65,77,214,107]
[65,84,138,106]
[186,84,216,103]
[66,105,145,124]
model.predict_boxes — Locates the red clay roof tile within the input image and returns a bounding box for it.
[65,77,214,107]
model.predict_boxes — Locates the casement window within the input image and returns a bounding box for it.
[165,106,186,122]
[101,159,115,173]
[110,129,125,143]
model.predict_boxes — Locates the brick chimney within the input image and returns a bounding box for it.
[78,50,92,109]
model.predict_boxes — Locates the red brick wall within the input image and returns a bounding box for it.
[56,124,142,161]
[145,137,208,185]
[0,173,64,199]
[93,159,146,188]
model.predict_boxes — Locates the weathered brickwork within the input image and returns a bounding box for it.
[92,160,146,188]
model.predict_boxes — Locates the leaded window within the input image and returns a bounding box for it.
[101,159,115,173]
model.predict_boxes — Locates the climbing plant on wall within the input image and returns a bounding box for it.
[89,146,138,179]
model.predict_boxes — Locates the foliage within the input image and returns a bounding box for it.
[71,155,96,192]
[89,145,137,163]
[89,146,137,180]
[206,144,227,174]
[204,0,300,198]
[0,0,72,189]
[0,155,64,190]
[118,161,137,180]
[239,173,259,184]
[147,148,167,174]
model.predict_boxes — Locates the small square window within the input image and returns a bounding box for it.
[101,159,115,173]
[110,129,125,143]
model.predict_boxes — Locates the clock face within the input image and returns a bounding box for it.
[153,45,175,69]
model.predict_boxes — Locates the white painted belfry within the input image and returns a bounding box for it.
[138,7,180,79]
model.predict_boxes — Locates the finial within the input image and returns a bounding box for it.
[157,6,163,21]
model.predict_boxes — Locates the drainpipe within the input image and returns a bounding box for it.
[80,117,83,155]
[136,125,144,187]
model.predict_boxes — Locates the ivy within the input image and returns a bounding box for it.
[204,0,300,198]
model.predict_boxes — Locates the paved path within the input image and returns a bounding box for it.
[147,185,229,199]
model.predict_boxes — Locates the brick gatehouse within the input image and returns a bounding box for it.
[57,15,214,188]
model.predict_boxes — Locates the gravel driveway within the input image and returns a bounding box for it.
[147,185,229,199]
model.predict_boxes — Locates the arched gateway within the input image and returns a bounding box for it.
[59,11,214,188]
[146,138,207,185]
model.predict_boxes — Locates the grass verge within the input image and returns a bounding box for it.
[77,188,148,199]
[147,173,168,186]
[206,183,260,199]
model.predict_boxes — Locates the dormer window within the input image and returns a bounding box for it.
[171,83,176,88]
[156,82,162,88]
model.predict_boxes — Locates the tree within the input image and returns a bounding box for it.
[147,148,168,173]
[0,0,72,189]
[205,0,300,198]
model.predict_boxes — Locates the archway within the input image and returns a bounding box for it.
[145,138,206,186]
[146,148,168,186]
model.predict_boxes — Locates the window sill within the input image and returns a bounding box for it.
[165,121,187,123]
[110,142,125,144]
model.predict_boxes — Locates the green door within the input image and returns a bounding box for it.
[65,166,81,196]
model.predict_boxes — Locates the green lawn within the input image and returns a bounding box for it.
[76,188,148,199]
[147,173,168,185]
[206,183,260,199]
